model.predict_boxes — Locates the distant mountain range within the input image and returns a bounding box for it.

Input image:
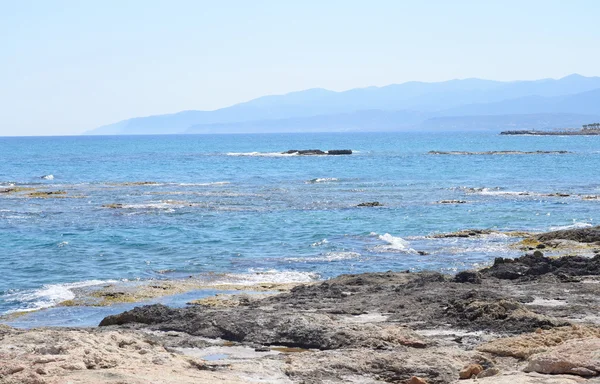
[87,74,600,135]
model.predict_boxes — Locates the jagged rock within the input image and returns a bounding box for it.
[445,297,567,333]
[481,253,600,279]
[453,271,482,284]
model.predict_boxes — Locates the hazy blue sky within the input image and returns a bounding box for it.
[1,0,599,136]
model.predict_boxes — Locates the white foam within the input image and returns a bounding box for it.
[374,233,417,254]
[4,279,116,314]
[311,238,329,247]
[204,269,319,286]
[467,187,533,196]
[226,152,297,157]
[176,182,231,186]
[285,252,362,262]
[549,222,593,231]
[112,202,187,210]
[306,178,339,184]
[41,175,54,180]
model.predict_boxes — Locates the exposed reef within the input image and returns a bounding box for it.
[357,201,383,207]
[282,149,352,155]
[429,150,571,155]
[501,129,600,135]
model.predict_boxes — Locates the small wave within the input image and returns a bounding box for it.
[285,252,362,262]
[306,178,339,184]
[372,233,417,253]
[311,238,329,247]
[549,222,593,231]
[176,181,231,186]
[103,202,192,210]
[41,174,54,180]
[204,269,320,286]
[226,152,297,157]
[3,280,116,314]
[462,187,534,196]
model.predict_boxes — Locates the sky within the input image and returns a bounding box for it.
[0,0,599,136]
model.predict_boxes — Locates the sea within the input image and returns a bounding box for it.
[1,132,599,327]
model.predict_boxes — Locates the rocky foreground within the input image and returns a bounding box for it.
[4,227,600,384]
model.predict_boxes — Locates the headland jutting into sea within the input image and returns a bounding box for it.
[501,122,600,135]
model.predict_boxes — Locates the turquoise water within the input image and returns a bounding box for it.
[1,132,599,319]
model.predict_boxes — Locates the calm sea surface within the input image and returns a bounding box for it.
[1,132,599,323]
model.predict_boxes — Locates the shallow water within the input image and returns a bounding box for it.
[1,132,599,319]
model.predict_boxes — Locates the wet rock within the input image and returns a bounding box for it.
[445,296,566,333]
[327,149,352,155]
[482,253,600,279]
[99,304,178,326]
[536,226,600,243]
[282,149,352,155]
[357,201,383,207]
[283,149,326,155]
[432,229,495,238]
[102,307,426,350]
[453,271,482,284]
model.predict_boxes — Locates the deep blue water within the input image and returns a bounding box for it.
[1,132,599,319]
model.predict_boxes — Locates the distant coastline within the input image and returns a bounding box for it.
[501,123,600,135]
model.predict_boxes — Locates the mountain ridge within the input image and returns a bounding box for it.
[87,74,600,135]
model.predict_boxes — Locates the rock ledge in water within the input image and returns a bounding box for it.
[283,149,352,155]
[357,201,383,207]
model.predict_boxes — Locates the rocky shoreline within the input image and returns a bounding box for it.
[3,227,600,383]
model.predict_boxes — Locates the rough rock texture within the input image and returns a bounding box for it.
[0,328,220,384]
[524,338,600,376]
[102,307,426,350]
[10,249,600,383]
[284,347,474,384]
[478,325,600,359]
[481,252,600,279]
[536,226,600,244]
